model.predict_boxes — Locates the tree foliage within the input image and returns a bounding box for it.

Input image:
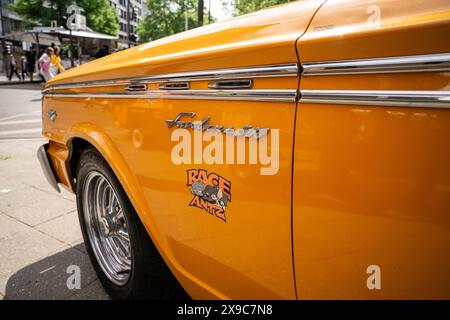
[78,0,119,36]
[11,0,119,36]
[230,0,295,16]
[137,0,210,43]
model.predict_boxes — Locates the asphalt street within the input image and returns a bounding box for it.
[0,85,109,299]
[0,85,43,140]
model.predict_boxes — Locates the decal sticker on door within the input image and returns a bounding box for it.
[186,169,231,222]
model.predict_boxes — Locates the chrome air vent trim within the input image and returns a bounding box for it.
[42,63,299,93]
[302,53,450,76]
[125,83,147,91]
[159,82,190,90]
[208,79,253,89]
[300,90,450,108]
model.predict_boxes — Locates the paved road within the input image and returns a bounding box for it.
[0,85,43,140]
[0,85,109,299]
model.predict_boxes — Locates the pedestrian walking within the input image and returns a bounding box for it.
[20,56,28,80]
[8,54,22,81]
[50,47,65,75]
[25,46,37,82]
[39,47,54,82]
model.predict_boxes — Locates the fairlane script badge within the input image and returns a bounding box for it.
[187,169,231,222]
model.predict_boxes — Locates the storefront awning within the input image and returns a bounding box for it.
[27,27,118,40]
[4,31,60,47]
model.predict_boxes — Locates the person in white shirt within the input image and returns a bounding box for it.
[38,47,54,82]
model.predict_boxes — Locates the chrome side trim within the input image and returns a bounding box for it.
[302,53,450,76]
[300,90,450,108]
[43,63,298,92]
[45,89,297,102]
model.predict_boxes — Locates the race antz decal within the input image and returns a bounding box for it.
[187,169,231,222]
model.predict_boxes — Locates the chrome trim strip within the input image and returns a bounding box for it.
[43,63,298,92]
[302,53,450,76]
[45,89,297,102]
[300,90,450,108]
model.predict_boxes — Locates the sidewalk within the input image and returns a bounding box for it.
[0,139,109,300]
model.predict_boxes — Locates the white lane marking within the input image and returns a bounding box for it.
[39,265,56,274]
[0,137,46,142]
[0,119,42,125]
[0,111,42,121]
[0,128,41,136]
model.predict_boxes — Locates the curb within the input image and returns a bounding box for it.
[0,80,44,86]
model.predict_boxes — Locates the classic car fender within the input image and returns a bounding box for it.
[45,122,227,298]
[38,0,450,300]
[40,0,329,299]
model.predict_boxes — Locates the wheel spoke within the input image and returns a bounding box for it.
[110,191,118,211]
[110,208,124,224]
[116,228,130,243]
[98,178,109,218]
[111,234,130,259]
[105,237,129,271]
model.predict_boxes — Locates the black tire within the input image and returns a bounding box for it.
[75,148,187,299]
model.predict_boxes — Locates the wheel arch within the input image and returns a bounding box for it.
[64,126,164,257]
[63,124,225,299]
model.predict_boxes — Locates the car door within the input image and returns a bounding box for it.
[108,1,326,299]
[293,0,450,299]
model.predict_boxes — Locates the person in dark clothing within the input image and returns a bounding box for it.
[25,46,37,81]
[95,45,109,59]
[8,54,22,81]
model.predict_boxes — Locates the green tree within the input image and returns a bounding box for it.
[229,0,295,16]
[11,0,119,36]
[78,0,119,36]
[137,0,211,43]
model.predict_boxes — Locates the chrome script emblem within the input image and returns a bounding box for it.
[166,112,269,138]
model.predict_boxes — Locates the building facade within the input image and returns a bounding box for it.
[109,0,148,48]
[0,0,23,36]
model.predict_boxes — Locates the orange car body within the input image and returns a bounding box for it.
[40,0,450,299]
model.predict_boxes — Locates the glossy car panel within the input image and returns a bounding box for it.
[294,0,450,299]
[40,0,450,299]
[299,0,450,62]
[47,1,324,86]
[41,0,328,299]
[43,95,297,299]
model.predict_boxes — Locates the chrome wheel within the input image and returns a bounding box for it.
[82,171,131,286]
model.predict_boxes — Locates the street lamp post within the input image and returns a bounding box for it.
[208,0,211,24]
[69,28,74,67]
[0,0,7,73]
[127,0,131,48]
[0,0,5,37]
[185,1,188,31]
[197,0,203,27]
